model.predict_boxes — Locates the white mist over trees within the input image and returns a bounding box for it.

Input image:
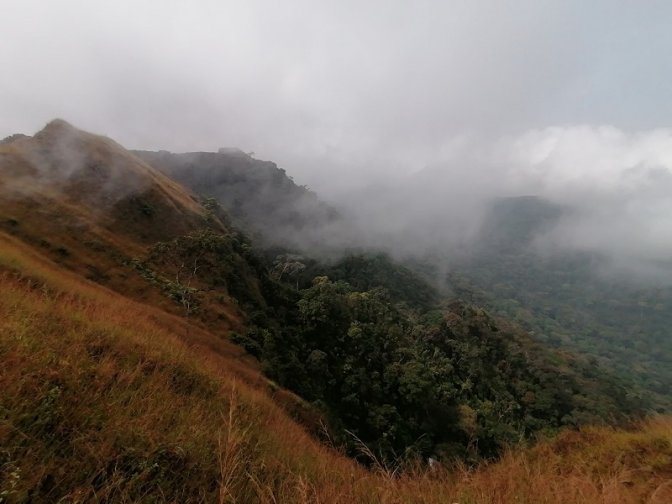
[331,125,672,278]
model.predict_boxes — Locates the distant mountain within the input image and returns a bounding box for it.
[475,196,566,251]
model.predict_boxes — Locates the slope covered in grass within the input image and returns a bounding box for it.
[0,120,280,334]
[1,229,671,503]
[0,231,353,502]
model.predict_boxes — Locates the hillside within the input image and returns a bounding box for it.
[134,151,670,413]
[448,196,672,410]
[1,121,670,502]
[0,120,287,334]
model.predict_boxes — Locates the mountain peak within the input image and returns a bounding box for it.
[45,117,75,129]
[34,118,79,140]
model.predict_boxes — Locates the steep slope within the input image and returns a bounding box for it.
[2,121,670,502]
[0,119,205,297]
[1,119,206,243]
[0,228,352,502]
[0,120,270,332]
[127,141,648,459]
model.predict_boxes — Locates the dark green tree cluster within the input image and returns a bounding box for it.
[242,276,642,464]
[451,246,672,411]
[306,253,439,310]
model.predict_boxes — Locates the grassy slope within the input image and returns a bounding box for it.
[2,231,672,503]
[0,122,247,334]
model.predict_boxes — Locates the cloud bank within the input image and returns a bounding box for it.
[334,125,672,279]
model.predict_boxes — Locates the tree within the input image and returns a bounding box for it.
[271,254,306,289]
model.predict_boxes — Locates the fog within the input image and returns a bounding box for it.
[1,120,160,213]
[339,126,672,263]
[3,0,672,277]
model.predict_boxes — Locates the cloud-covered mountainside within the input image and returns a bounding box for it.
[4,1,672,500]
[325,126,672,280]
[132,128,672,412]
[445,196,672,409]
[133,149,350,252]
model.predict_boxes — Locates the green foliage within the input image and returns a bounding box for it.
[448,196,672,410]
[122,199,651,467]
[451,248,672,410]
[303,253,439,310]
[143,228,273,311]
[244,276,642,465]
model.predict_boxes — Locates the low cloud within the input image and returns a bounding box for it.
[321,126,672,281]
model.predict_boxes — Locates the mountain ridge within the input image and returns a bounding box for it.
[134,149,342,251]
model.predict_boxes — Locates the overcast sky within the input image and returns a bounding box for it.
[3,0,672,268]
[3,1,672,182]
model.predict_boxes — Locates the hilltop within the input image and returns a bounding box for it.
[0,120,287,334]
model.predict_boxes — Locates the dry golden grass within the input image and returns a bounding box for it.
[1,231,671,503]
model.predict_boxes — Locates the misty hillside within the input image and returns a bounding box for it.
[133,139,671,411]
[0,119,293,334]
[8,1,672,501]
[2,206,671,502]
[474,196,566,251]
[0,118,209,246]
[448,196,672,409]
[130,146,672,414]
[134,149,342,251]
